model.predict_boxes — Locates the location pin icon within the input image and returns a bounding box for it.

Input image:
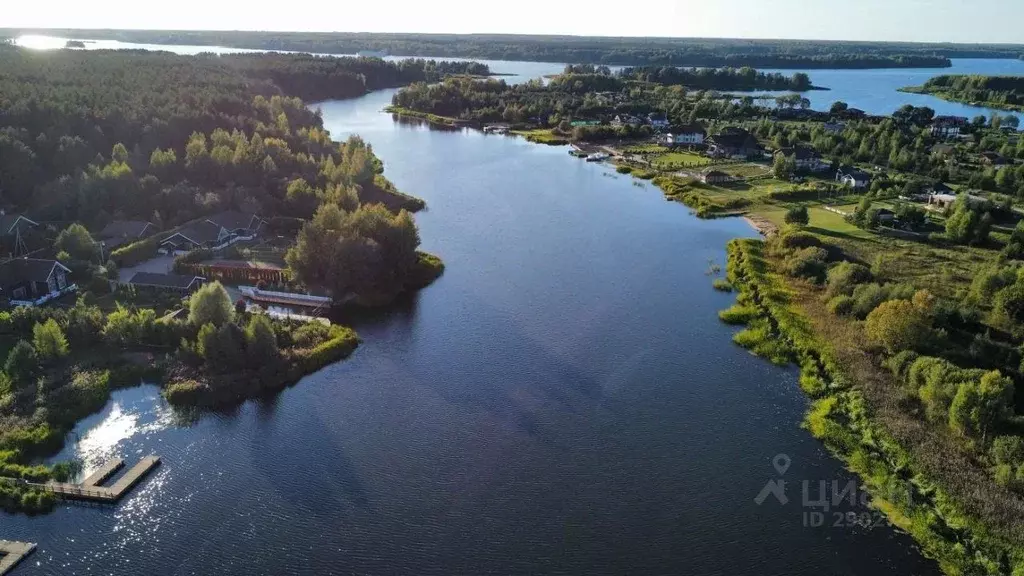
[773,454,791,476]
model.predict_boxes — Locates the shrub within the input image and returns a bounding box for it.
[188,282,234,327]
[245,315,279,364]
[615,165,632,174]
[865,299,932,354]
[826,295,855,316]
[712,279,733,292]
[32,319,69,363]
[778,231,821,251]
[292,322,332,348]
[991,436,1024,466]
[826,262,873,297]
[718,305,757,325]
[5,341,38,393]
[163,379,205,405]
[783,247,828,281]
[784,205,809,226]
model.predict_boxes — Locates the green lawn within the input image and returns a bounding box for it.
[650,151,710,169]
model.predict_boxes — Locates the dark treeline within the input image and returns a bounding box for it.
[0,29,963,69]
[619,66,814,91]
[0,46,483,227]
[916,74,1024,109]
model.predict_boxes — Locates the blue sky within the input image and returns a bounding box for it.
[6,0,1024,44]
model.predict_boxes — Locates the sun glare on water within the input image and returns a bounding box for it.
[14,35,72,50]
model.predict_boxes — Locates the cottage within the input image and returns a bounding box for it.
[700,169,731,184]
[0,258,75,307]
[611,114,642,128]
[159,211,266,254]
[97,220,157,251]
[706,129,763,160]
[776,146,830,173]
[127,272,205,294]
[876,208,896,224]
[980,151,1008,167]
[836,167,871,190]
[647,113,670,130]
[662,124,706,146]
[929,192,987,210]
[931,116,968,139]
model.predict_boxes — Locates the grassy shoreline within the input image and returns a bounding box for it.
[899,86,1024,112]
[722,238,1024,575]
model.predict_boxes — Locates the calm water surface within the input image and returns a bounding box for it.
[0,81,944,574]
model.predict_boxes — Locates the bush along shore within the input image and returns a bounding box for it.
[0,284,361,514]
[720,237,1024,575]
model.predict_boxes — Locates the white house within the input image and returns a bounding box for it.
[836,167,871,190]
[930,116,968,139]
[662,125,706,146]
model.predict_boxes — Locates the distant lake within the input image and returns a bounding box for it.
[14,34,1024,118]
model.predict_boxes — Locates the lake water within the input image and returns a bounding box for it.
[2,79,943,573]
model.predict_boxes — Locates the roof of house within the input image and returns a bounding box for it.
[837,165,871,178]
[205,211,264,232]
[648,113,668,121]
[128,272,203,289]
[0,258,69,288]
[162,211,263,246]
[981,151,1007,163]
[777,146,821,160]
[933,116,968,126]
[98,220,154,240]
[674,124,706,135]
[0,214,38,235]
[709,131,760,151]
[929,182,954,193]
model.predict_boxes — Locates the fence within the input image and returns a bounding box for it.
[177,263,290,284]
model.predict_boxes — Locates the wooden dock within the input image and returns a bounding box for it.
[29,456,161,503]
[0,541,36,575]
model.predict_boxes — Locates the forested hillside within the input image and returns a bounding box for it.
[0,47,483,228]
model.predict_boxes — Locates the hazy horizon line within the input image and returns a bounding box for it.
[4,27,1024,48]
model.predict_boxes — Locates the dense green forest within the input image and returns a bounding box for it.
[617,65,815,91]
[904,74,1024,111]
[0,29,964,68]
[0,46,483,228]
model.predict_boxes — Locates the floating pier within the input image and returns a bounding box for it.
[0,541,36,575]
[29,456,161,503]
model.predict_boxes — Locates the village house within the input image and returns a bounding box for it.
[97,220,157,251]
[647,113,670,130]
[980,151,1008,167]
[700,169,732,185]
[159,211,266,254]
[836,166,871,190]
[0,258,75,307]
[661,124,706,147]
[876,208,896,224]
[706,128,763,160]
[126,272,205,294]
[930,116,968,139]
[776,146,830,173]
[611,114,642,128]
[929,192,988,210]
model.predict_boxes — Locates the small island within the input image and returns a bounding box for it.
[64,40,86,49]
[901,74,1024,111]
